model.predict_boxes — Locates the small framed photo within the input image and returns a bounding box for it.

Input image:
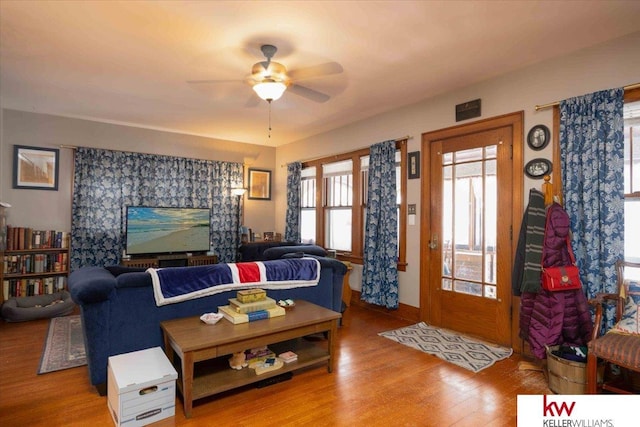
[524,158,552,179]
[12,145,59,190]
[527,124,550,151]
[408,151,420,179]
[248,168,271,200]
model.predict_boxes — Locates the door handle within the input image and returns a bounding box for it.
[429,234,438,250]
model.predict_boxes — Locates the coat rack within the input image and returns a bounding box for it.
[542,175,561,206]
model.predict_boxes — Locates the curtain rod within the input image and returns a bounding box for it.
[280,135,412,168]
[535,82,640,111]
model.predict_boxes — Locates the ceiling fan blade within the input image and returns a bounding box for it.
[288,84,331,103]
[288,62,343,81]
[187,79,243,85]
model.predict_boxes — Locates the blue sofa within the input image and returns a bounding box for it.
[68,248,346,394]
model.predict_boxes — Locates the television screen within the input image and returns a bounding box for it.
[125,206,211,256]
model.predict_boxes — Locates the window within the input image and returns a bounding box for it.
[300,141,407,270]
[323,160,353,251]
[300,167,316,244]
[624,98,640,262]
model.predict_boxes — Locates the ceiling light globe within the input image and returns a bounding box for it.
[253,81,287,101]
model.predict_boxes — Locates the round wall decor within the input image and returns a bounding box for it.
[527,124,550,151]
[524,158,552,179]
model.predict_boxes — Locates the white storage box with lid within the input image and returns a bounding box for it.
[108,347,178,427]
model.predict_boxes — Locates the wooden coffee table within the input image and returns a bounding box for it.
[160,300,341,417]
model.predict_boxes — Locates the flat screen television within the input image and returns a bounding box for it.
[125,206,211,256]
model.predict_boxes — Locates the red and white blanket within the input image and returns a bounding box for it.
[148,257,320,306]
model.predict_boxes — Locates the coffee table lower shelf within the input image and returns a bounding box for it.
[189,339,329,400]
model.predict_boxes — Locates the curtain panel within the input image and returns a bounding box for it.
[284,162,302,243]
[560,88,625,331]
[361,140,399,309]
[71,147,243,269]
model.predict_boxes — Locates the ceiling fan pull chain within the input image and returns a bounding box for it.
[268,100,272,138]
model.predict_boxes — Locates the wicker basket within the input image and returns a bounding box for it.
[546,345,587,394]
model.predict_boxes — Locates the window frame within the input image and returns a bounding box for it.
[301,140,408,271]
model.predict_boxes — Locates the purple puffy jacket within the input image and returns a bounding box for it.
[519,203,592,359]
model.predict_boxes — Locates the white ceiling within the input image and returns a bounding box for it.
[2,1,640,147]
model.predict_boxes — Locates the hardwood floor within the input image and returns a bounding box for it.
[0,305,550,426]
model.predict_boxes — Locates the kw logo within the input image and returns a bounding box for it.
[543,395,576,417]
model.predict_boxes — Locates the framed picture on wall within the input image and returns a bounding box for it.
[12,145,59,190]
[524,158,552,179]
[527,124,550,151]
[408,151,420,179]
[248,168,272,200]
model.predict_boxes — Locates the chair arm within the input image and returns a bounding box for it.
[588,293,621,340]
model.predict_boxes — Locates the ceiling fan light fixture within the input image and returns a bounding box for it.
[253,80,287,101]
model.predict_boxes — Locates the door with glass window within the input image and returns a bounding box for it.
[427,126,513,345]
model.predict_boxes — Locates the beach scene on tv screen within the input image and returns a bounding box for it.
[126,207,210,255]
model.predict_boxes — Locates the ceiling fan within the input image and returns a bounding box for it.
[189,44,343,104]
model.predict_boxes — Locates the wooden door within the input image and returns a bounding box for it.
[421,113,523,346]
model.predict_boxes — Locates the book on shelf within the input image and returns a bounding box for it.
[4,226,69,250]
[278,351,298,363]
[228,296,277,314]
[251,357,284,375]
[218,305,285,324]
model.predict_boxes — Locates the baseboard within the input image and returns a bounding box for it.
[349,290,420,323]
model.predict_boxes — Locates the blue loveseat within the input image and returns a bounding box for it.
[68,247,346,394]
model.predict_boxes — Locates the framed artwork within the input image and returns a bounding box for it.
[524,158,552,179]
[12,145,59,190]
[408,151,420,179]
[527,124,550,151]
[248,168,272,200]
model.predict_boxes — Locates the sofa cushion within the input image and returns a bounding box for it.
[263,245,327,260]
[612,280,640,335]
[116,271,153,289]
[105,265,147,277]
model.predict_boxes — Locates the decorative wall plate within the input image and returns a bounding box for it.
[527,124,550,151]
[524,158,552,179]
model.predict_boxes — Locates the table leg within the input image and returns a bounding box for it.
[182,351,194,418]
[327,318,338,373]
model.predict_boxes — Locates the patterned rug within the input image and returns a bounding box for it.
[38,315,87,374]
[379,322,512,373]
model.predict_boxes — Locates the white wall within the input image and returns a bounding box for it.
[274,31,640,308]
[0,110,277,235]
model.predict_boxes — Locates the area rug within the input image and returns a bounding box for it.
[38,315,87,374]
[378,322,512,373]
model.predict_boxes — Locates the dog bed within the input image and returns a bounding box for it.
[1,290,75,322]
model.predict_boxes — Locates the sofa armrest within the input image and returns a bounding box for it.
[68,267,116,305]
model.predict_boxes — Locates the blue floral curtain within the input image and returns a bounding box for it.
[71,147,243,269]
[560,88,624,331]
[284,162,302,243]
[361,140,399,309]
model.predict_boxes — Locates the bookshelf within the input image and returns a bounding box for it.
[1,227,70,303]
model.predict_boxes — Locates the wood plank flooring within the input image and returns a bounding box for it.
[0,305,550,426]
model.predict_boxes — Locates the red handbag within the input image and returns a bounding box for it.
[541,263,582,291]
[541,212,582,292]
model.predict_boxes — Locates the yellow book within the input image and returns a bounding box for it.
[218,305,285,324]
[229,297,276,313]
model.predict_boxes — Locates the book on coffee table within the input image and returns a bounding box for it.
[228,296,276,313]
[218,305,285,324]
